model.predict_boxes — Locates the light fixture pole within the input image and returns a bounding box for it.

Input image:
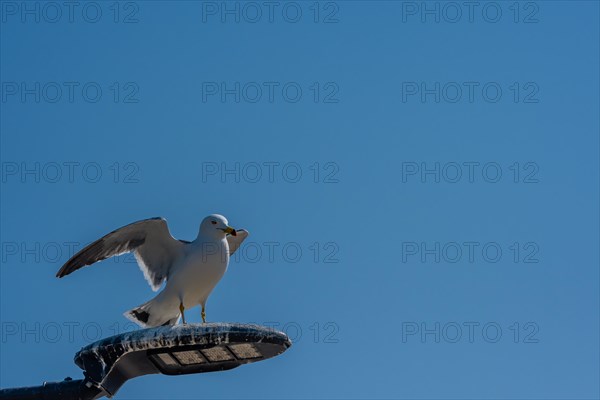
[0,323,292,400]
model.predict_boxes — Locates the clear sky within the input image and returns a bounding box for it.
[1,1,598,399]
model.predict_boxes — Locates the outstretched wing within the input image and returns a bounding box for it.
[227,229,249,255]
[56,217,184,291]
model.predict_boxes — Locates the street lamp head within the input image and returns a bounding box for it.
[75,323,292,398]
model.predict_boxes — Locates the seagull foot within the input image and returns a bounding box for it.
[179,302,187,324]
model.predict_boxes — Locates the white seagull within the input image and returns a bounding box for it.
[56,214,248,327]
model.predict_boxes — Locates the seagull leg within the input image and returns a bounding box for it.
[201,305,206,324]
[179,302,187,325]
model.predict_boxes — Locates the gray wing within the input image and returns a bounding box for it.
[56,217,184,291]
[227,229,249,255]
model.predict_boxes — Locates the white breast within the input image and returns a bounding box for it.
[165,238,230,308]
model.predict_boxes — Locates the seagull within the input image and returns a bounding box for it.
[56,214,248,327]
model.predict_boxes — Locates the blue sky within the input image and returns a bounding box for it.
[1,1,598,398]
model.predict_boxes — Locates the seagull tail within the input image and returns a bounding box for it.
[124,297,180,328]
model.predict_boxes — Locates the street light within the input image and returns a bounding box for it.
[0,323,292,400]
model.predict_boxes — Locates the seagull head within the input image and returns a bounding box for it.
[199,214,237,238]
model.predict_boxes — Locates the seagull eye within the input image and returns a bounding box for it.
[211,221,217,225]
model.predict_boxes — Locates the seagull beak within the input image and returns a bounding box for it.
[223,226,237,236]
